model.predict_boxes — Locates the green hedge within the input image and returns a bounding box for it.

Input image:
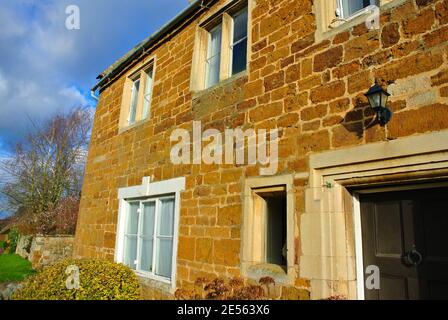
[14,259,141,300]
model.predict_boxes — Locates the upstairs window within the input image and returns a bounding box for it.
[119,60,155,131]
[191,1,250,92]
[336,0,377,20]
[315,0,392,42]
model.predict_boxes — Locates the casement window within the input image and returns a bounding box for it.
[123,196,175,279]
[251,186,287,266]
[119,61,155,130]
[315,0,395,41]
[242,175,295,284]
[191,1,250,91]
[116,177,185,287]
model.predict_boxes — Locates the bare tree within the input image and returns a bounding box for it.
[0,107,92,232]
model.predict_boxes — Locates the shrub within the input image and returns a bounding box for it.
[8,227,20,253]
[14,259,141,300]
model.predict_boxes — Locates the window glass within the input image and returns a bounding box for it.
[129,78,140,124]
[124,203,139,269]
[231,8,248,75]
[339,0,373,19]
[126,203,139,235]
[156,238,173,278]
[205,25,222,88]
[158,198,175,236]
[142,68,153,120]
[140,202,155,272]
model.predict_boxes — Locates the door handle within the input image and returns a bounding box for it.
[402,249,423,267]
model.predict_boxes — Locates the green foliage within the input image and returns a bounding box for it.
[0,240,5,249]
[0,254,35,282]
[14,259,141,300]
[8,228,20,253]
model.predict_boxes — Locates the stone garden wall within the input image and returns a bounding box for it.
[16,235,74,269]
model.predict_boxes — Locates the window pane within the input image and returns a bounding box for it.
[341,0,372,18]
[142,202,155,237]
[142,69,153,119]
[206,55,220,88]
[129,79,140,124]
[232,39,247,75]
[140,238,154,272]
[124,235,138,270]
[156,238,173,278]
[158,198,175,236]
[126,203,139,235]
[233,8,248,43]
[205,25,222,88]
[209,25,222,58]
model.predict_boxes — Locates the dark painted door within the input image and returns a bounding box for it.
[360,187,448,300]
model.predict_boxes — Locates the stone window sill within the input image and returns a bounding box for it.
[191,70,248,100]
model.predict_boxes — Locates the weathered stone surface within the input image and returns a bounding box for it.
[313,46,343,72]
[381,23,400,48]
[310,81,345,103]
[388,104,448,137]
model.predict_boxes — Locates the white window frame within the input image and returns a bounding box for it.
[116,177,185,289]
[229,7,249,77]
[336,0,378,21]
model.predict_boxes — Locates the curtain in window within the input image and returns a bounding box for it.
[231,8,248,75]
[205,25,222,88]
[140,202,155,272]
[156,198,175,278]
[129,79,140,124]
[124,203,139,269]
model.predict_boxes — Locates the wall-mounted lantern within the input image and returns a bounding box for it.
[365,80,392,126]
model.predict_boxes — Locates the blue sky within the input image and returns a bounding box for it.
[0,0,189,218]
[0,0,189,151]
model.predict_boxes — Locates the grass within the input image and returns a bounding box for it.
[0,254,35,282]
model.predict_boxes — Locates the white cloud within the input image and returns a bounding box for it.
[59,86,88,107]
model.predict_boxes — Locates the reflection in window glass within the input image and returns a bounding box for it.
[231,8,248,75]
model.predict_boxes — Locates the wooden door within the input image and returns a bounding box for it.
[360,187,448,300]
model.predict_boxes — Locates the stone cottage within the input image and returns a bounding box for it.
[74,0,448,300]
